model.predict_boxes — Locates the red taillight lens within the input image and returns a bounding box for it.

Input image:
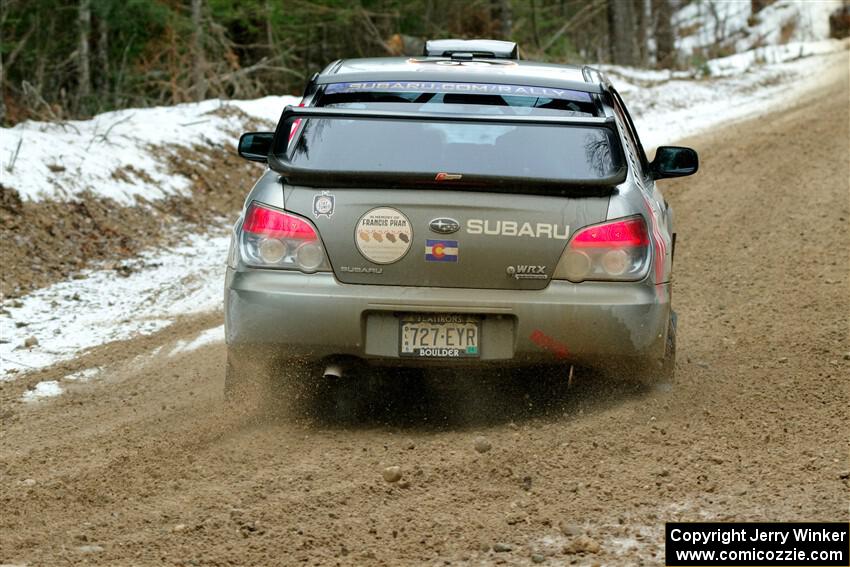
[553,216,651,282]
[238,202,330,273]
[570,217,649,249]
[243,202,317,240]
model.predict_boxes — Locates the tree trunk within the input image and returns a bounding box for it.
[530,0,541,49]
[0,55,5,125]
[95,14,109,100]
[751,0,771,14]
[34,12,48,96]
[320,24,327,64]
[191,0,207,101]
[425,0,434,35]
[607,0,638,65]
[0,0,7,125]
[499,0,513,39]
[653,0,675,68]
[636,0,648,66]
[265,0,274,51]
[78,0,91,105]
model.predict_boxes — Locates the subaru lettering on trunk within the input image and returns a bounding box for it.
[466,219,570,239]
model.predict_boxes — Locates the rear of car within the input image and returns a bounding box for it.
[225,43,696,395]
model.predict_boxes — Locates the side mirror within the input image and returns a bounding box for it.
[651,146,699,179]
[238,132,274,163]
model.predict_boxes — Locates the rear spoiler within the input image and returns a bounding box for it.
[268,106,627,191]
[423,39,519,60]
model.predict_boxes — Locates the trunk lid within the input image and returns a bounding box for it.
[284,186,609,290]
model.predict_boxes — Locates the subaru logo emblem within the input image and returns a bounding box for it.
[429,217,460,234]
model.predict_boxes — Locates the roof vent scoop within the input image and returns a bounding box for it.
[423,39,519,60]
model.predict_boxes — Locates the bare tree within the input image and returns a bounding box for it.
[540,0,606,54]
[653,0,675,68]
[707,1,730,47]
[529,0,541,49]
[264,0,275,52]
[95,11,109,100]
[499,0,513,39]
[608,0,638,65]
[191,0,207,100]
[751,0,771,14]
[78,0,91,104]
[636,0,650,66]
[0,0,6,124]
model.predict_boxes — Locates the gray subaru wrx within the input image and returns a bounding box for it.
[224,39,698,399]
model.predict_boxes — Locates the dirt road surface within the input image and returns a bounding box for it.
[1,57,848,566]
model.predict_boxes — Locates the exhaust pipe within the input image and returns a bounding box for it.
[323,363,343,379]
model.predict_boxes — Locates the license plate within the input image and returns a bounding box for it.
[399,314,480,358]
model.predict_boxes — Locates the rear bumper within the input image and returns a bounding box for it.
[224,269,670,368]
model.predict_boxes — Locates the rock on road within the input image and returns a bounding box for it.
[1,55,848,566]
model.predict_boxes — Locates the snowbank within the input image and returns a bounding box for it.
[0,96,300,203]
[675,0,842,57]
[606,42,847,148]
[2,233,229,378]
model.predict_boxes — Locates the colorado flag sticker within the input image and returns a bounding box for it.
[425,239,459,262]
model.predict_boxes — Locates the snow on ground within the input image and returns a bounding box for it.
[1,233,230,378]
[0,95,300,203]
[169,325,225,356]
[21,380,63,401]
[63,367,101,381]
[605,42,847,148]
[674,0,842,57]
[1,42,847,383]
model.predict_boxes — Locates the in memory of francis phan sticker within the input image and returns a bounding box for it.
[355,207,413,264]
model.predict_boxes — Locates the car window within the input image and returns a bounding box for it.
[612,102,642,177]
[282,82,624,190]
[611,89,649,171]
[285,114,624,186]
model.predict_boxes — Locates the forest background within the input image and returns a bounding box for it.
[1,0,816,126]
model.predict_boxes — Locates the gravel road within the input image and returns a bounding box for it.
[1,55,847,567]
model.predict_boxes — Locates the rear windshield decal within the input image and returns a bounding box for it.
[324,81,592,102]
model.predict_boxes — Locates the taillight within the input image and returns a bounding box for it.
[239,202,330,273]
[553,216,650,282]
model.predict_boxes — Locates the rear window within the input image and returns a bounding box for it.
[288,114,622,185]
[279,81,624,191]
